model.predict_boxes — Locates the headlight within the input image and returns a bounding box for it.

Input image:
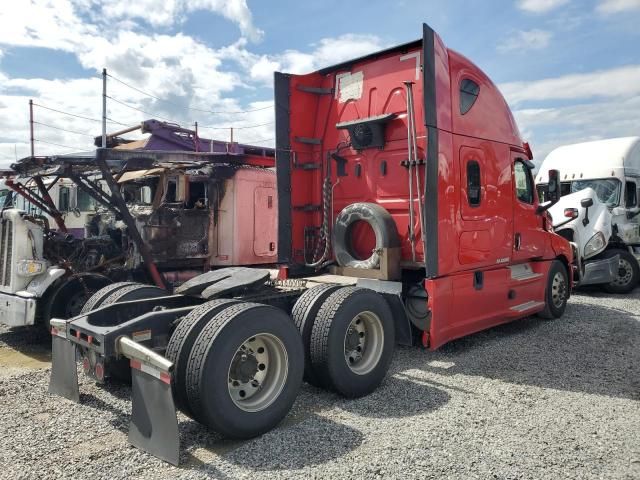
[584,232,606,259]
[16,259,47,277]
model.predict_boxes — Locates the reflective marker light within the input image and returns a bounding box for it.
[564,208,579,219]
[16,259,47,277]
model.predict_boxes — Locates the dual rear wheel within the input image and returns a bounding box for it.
[169,301,304,438]
[82,283,395,439]
[166,285,395,438]
[292,285,396,398]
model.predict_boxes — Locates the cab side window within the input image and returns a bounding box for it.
[514,160,534,204]
[625,181,637,208]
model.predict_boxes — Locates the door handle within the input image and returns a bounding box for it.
[514,233,521,251]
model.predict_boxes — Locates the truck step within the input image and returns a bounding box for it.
[509,264,543,282]
[509,300,545,313]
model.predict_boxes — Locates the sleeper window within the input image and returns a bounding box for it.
[467,160,481,206]
[460,79,480,115]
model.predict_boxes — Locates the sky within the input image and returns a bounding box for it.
[0,0,639,167]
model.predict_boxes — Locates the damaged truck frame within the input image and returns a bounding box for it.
[48,24,574,465]
[0,123,277,328]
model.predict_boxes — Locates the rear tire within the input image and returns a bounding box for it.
[601,249,639,294]
[185,303,303,438]
[310,287,395,398]
[100,284,166,306]
[43,275,112,330]
[80,282,138,314]
[97,283,166,382]
[537,260,569,319]
[165,299,240,418]
[291,284,341,386]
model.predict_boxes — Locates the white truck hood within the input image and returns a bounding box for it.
[549,188,612,259]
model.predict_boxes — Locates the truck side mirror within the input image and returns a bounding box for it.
[547,169,560,204]
[580,198,593,208]
[581,198,593,226]
[536,169,561,214]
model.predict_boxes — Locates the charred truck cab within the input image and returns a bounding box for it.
[0,130,277,329]
[48,24,573,465]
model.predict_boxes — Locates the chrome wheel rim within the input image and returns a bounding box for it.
[227,333,288,412]
[343,311,384,375]
[612,259,634,287]
[551,271,567,309]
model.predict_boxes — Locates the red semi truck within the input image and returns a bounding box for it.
[48,23,572,464]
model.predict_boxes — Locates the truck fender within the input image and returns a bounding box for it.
[25,267,66,298]
[355,278,413,346]
[550,233,574,267]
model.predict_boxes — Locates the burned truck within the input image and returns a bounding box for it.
[0,121,277,328]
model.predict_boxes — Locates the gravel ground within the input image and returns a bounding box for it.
[0,289,638,480]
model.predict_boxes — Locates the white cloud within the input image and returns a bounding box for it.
[0,0,269,165]
[102,0,264,42]
[246,34,386,84]
[597,0,640,13]
[499,65,640,105]
[513,96,640,161]
[500,65,640,161]
[497,29,553,53]
[517,0,570,13]
[0,1,386,166]
[0,1,97,52]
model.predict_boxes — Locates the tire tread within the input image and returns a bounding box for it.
[185,302,261,424]
[80,282,136,314]
[165,299,239,416]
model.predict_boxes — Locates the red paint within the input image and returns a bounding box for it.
[278,266,289,280]
[82,357,90,375]
[280,24,573,348]
[160,372,171,385]
[94,362,104,381]
[349,220,376,261]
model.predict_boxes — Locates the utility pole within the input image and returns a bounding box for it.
[102,68,107,148]
[29,99,34,158]
[194,121,199,152]
[230,127,234,143]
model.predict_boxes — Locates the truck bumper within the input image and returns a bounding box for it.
[581,255,619,286]
[0,291,37,327]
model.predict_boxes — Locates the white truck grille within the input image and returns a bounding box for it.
[0,220,13,287]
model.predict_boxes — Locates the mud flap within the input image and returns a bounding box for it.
[48,319,80,402]
[119,337,179,465]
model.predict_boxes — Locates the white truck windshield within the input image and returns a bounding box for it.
[569,179,621,206]
[537,178,622,206]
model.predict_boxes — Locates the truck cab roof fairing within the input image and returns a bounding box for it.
[274,23,530,276]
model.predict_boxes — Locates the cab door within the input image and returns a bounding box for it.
[512,156,546,262]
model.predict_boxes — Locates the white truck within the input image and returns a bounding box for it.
[536,137,640,293]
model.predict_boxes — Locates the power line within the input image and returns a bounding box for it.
[107,72,274,115]
[198,121,275,130]
[243,138,274,145]
[34,138,92,151]
[32,103,128,126]
[106,95,177,123]
[33,121,95,138]
[106,116,130,127]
